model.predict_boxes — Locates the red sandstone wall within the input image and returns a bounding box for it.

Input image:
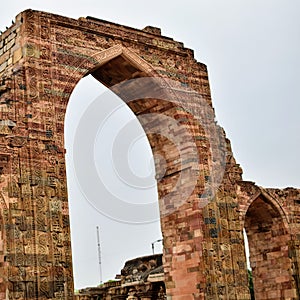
[0,9,298,300]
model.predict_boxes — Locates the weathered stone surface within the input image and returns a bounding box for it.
[0,8,299,300]
[75,254,166,300]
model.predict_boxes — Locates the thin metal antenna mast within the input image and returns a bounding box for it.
[96,226,103,284]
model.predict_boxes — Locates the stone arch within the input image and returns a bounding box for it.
[61,44,209,298]
[90,44,158,78]
[5,9,300,299]
[64,44,196,212]
[60,45,159,100]
[243,190,297,299]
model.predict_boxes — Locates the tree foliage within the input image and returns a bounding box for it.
[248,269,255,300]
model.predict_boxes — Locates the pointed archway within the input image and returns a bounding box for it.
[0,10,257,299]
[244,191,297,299]
[66,44,209,299]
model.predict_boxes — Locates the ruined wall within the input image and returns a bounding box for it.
[75,254,166,300]
[0,12,73,299]
[0,9,298,300]
[237,182,300,299]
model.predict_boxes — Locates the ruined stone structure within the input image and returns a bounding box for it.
[0,9,299,300]
[75,254,166,300]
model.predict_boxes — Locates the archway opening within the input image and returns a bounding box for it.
[64,46,205,298]
[65,53,169,289]
[244,195,295,300]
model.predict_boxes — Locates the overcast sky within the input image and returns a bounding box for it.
[1,0,299,289]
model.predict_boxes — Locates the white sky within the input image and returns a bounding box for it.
[1,0,299,289]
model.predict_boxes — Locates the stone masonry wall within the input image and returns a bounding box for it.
[0,9,299,300]
[237,182,300,299]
